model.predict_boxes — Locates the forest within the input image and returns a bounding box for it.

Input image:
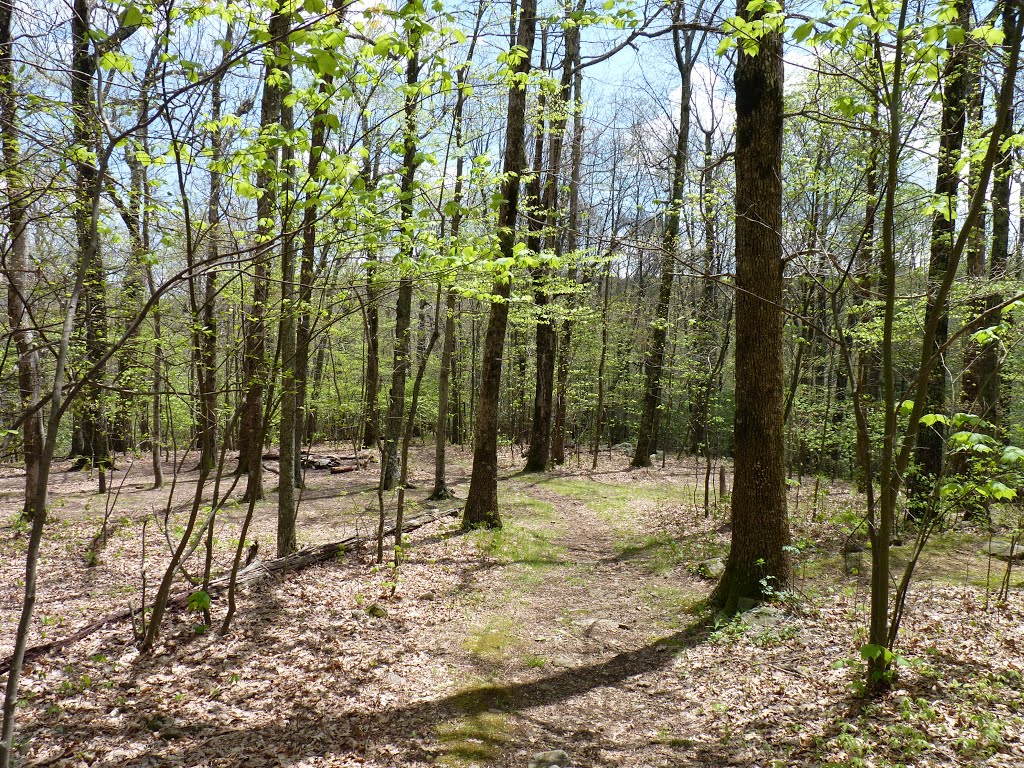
[2,0,1024,765]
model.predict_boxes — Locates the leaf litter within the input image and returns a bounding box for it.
[1,448,1023,767]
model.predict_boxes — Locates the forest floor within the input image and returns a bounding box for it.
[2,446,1024,767]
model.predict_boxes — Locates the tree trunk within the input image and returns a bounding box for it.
[297,1,343,482]
[592,257,613,469]
[462,0,538,529]
[528,13,581,472]
[432,0,483,498]
[524,31,551,473]
[551,48,584,466]
[239,9,287,501]
[277,42,298,557]
[71,0,109,486]
[908,0,970,513]
[632,10,695,468]
[711,5,790,612]
[960,81,1003,431]
[0,0,41,520]
[381,41,422,492]
[988,101,1014,432]
[362,261,381,448]
[198,37,229,473]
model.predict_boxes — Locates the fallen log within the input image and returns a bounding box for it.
[330,461,367,474]
[0,507,459,674]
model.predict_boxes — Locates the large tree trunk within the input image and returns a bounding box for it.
[71,0,110,488]
[462,0,537,529]
[239,9,287,501]
[908,0,970,513]
[0,0,41,520]
[711,4,790,613]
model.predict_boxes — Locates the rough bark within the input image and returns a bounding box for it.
[908,0,971,511]
[462,0,537,529]
[0,0,41,520]
[239,9,287,501]
[710,7,790,612]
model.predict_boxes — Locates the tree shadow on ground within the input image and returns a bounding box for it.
[70,615,715,768]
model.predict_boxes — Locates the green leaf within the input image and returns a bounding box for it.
[187,590,211,612]
[1001,446,1024,464]
[793,20,815,43]
[985,480,1016,501]
[859,643,885,661]
[122,4,146,28]
[373,35,394,57]
[99,51,134,74]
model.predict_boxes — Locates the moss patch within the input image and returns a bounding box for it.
[464,615,521,665]
[436,709,511,767]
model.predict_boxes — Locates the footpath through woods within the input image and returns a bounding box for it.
[3,448,1024,767]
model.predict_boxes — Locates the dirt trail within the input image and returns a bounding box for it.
[4,451,1024,767]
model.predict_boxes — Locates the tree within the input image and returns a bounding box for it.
[432,0,486,499]
[0,0,41,521]
[380,6,424,492]
[525,1,583,472]
[462,0,538,529]
[70,0,110,487]
[278,13,299,557]
[239,7,288,502]
[631,0,707,468]
[711,1,790,612]
[907,0,972,515]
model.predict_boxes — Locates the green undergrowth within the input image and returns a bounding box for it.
[442,589,531,758]
[436,700,511,767]
[461,493,569,670]
[813,668,1024,767]
[464,614,522,665]
[860,528,1024,591]
[535,476,705,573]
[536,476,679,520]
